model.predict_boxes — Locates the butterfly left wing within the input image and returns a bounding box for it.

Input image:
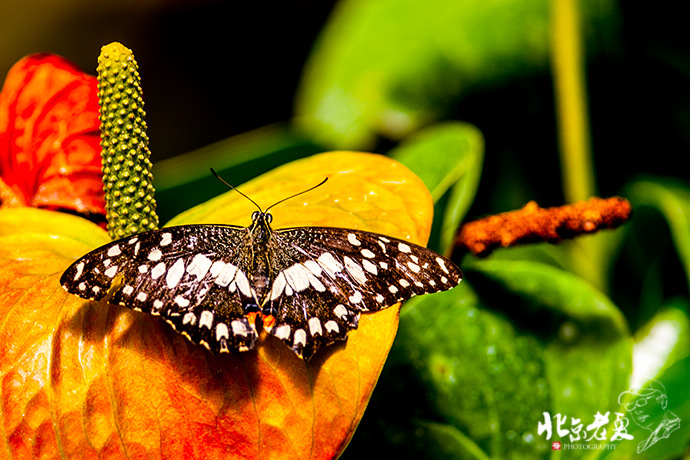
[60,225,261,353]
[262,227,462,359]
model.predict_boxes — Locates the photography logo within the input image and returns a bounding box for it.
[618,379,681,453]
[537,378,681,452]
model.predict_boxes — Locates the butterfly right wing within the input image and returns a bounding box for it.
[260,226,462,359]
[60,225,260,353]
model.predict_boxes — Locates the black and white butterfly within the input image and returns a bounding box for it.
[60,175,462,360]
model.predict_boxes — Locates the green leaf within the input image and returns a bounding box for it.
[390,122,484,253]
[597,300,690,459]
[631,298,690,385]
[600,357,690,460]
[345,259,632,459]
[468,259,631,419]
[345,281,551,459]
[408,420,492,460]
[625,178,690,290]
[295,0,618,149]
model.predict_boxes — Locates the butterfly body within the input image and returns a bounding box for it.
[61,210,462,359]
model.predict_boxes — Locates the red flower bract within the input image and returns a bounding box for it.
[0,54,104,217]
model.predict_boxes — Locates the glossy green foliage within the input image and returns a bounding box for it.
[294,0,617,150]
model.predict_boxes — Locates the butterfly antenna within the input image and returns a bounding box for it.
[265,177,329,213]
[210,168,263,212]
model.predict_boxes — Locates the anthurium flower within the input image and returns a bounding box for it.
[0,54,104,218]
[0,151,434,459]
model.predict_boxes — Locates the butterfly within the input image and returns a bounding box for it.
[60,173,462,360]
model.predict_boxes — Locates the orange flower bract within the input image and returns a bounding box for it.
[0,54,104,218]
[0,152,434,459]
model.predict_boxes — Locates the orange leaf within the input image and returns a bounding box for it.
[0,54,104,217]
[0,152,433,459]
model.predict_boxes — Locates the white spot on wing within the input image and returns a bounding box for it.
[303,260,322,277]
[274,324,291,340]
[344,256,367,284]
[436,257,450,274]
[183,312,196,325]
[270,272,287,300]
[151,262,166,279]
[317,252,343,277]
[407,262,421,273]
[362,259,378,275]
[293,329,307,347]
[215,263,238,287]
[310,275,326,292]
[160,232,173,246]
[216,322,229,341]
[308,317,323,336]
[284,264,310,292]
[104,265,118,278]
[200,310,214,329]
[187,254,213,279]
[324,320,339,333]
[347,233,361,246]
[136,292,147,302]
[122,285,134,295]
[148,248,162,261]
[349,291,363,304]
[398,242,411,253]
[361,249,375,258]
[166,259,186,288]
[73,262,84,281]
[209,260,226,278]
[231,319,248,337]
[334,304,349,319]
[377,240,387,253]
[107,245,121,257]
[284,263,326,294]
[174,295,190,307]
[233,270,252,297]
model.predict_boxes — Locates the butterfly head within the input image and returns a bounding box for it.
[251,210,273,226]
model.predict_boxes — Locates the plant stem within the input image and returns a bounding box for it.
[550,0,604,289]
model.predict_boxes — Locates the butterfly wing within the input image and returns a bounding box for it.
[60,225,260,353]
[263,227,462,359]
